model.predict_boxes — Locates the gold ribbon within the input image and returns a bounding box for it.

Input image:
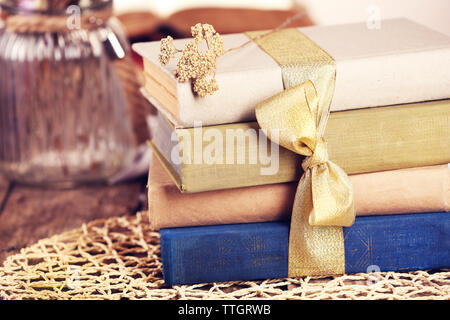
[248,28,355,276]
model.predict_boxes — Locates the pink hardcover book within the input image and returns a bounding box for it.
[148,155,450,230]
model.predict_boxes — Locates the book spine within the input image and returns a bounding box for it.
[160,212,450,286]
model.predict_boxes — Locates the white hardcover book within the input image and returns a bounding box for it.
[134,18,450,128]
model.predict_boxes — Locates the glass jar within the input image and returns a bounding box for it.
[0,0,135,187]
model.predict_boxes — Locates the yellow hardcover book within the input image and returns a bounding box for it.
[151,99,450,193]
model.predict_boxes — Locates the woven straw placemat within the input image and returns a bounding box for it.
[0,212,448,300]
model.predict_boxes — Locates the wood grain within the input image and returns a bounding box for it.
[0,181,144,263]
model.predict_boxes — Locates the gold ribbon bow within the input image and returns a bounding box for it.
[256,80,355,276]
[250,28,355,275]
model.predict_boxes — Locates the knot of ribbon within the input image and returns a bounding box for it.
[300,137,329,172]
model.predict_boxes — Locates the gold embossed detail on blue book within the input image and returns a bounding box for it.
[160,212,450,285]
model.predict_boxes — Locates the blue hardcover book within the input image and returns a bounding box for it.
[160,212,450,286]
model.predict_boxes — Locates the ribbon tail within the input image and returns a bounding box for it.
[309,162,356,227]
[288,169,346,277]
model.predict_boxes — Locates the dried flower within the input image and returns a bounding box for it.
[191,23,205,42]
[157,13,306,98]
[193,77,219,98]
[211,33,225,57]
[158,23,225,97]
[158,36,177,66]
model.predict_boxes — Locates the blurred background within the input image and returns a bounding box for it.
[115,0,450,38]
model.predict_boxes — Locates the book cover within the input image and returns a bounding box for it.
[148,154,450,230]
[160,212,450,286]
[133,18,450,128]
[150,98,450,192]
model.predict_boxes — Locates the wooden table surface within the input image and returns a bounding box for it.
[0,174,146,264]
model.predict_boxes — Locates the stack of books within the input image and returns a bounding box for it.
[134,18,450,286]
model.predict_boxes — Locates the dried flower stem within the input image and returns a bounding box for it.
[158,10,307,97]
[224,10,307,54]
